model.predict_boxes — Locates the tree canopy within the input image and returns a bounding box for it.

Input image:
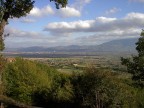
[3,58,141,107]
[121,30,144,87]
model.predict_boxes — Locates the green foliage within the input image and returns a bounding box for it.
[0,0,34,21]
[121,30,144,87]
[3,58,73,106]
[3,57,144,107]
[0,36,4,51]
[3,58,51,104]
[0,0,5,20]
[51,73,73,102]
[50,0,68,9]
[72,67,137,108]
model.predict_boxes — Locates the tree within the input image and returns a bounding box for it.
[0,0,68,51]
[50,0,68,9]
[72,67,135,108]
[3,58,74,107]
[121,30,144,87]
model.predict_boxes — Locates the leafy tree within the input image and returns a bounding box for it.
[3,58,144,107]
[3,58,73,107]
[72,67,136,108]
[121,30,144,87]
[0,0,68,51]
[50,0,68,9]
[3,58,52,104]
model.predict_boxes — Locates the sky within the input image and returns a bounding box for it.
[3,0,144,48]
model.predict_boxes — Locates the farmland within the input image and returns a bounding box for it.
[3,51,132,74]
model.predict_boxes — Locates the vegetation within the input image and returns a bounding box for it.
[3,58,73,107]
[0,1,144,107]
[0,0,68,106]
[0,55,5,95]
[0,57,144,107]
[72,67,137,108]
[121,30,144,87]
[1,30,144,108]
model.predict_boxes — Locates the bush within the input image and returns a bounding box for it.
[3,58,74,107]
[72,67,137,108]
[3,58,144,108]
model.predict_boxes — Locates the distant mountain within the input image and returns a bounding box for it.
[91,38,138,53]
[4,38,138,53]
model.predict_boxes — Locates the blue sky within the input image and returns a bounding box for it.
[4,0,144,48]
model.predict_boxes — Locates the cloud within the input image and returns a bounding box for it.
[29,5,54,17]
[56,6,81,18]
[5,25,140,48]
[44,12,143,37]
[76,28,140,45]
[5,26,44,38]
[72,0,91,10]
[125,12,144,19]
[4,26,62,48]
[28,5,80,18]
[20,18,36,23]
[105,7,121,15]
[5,12,144,48]
[43,17,116,35]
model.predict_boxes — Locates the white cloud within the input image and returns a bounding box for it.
[5,25,140,48]
[28,5,80,18]
[72,0,91,10]
[4,27,62,48]
[76,28,140,45]
[44,12,143,37]
[56,6,81,18]
[105,7,121,15]
[43,17,117,35]
[29,5,54,17]
[5,27,44,38]
[29,7,41,17]
[5,12,144,48]
[125,12,144,19]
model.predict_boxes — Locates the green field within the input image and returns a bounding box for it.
[25,54,128,74]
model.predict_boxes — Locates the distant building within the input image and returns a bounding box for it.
[6,58,15,63]
[73,64,78,67]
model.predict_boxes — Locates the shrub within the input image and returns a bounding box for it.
[3,58,73,107]
[72,67,136,108]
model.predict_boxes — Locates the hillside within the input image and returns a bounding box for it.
[92,38,137,53]
[4,38,138,53]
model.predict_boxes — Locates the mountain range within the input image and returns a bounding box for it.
[4,38,138,53]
